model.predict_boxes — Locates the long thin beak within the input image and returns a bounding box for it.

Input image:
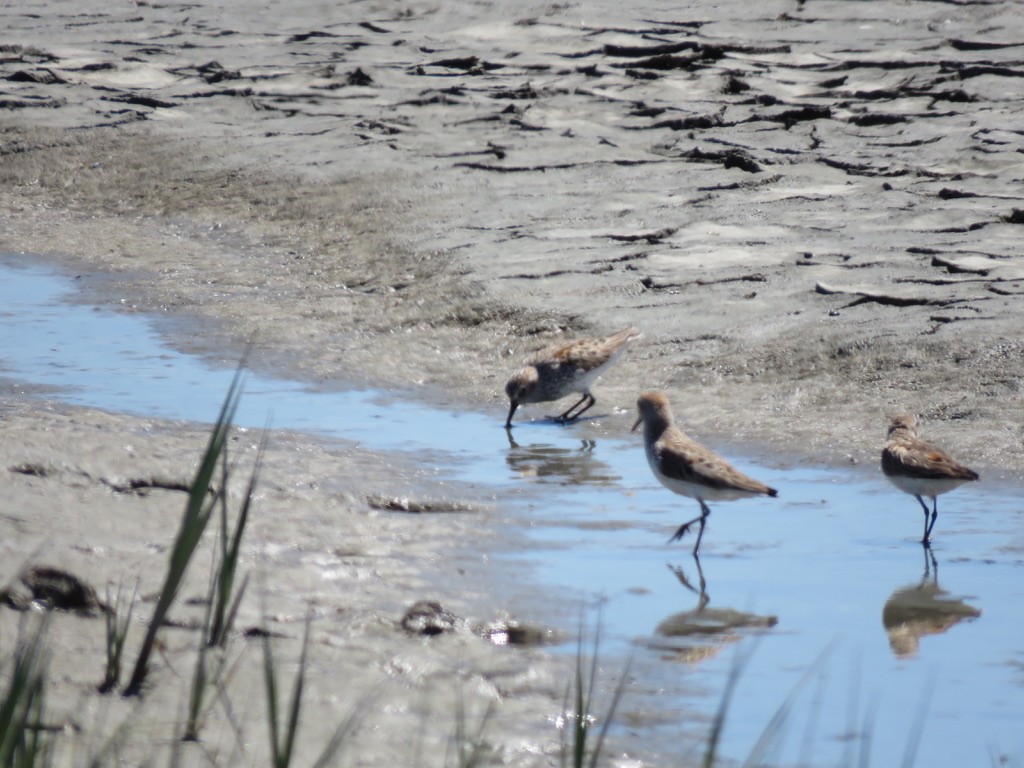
[631,415,642,432]
[505,401,519,428]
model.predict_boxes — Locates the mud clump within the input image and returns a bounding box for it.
[1,566,107,615]
[400,600,460,636]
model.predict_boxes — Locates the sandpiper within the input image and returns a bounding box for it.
[504,327,641,428]
[632,391,777,554]
[881,414,979,543]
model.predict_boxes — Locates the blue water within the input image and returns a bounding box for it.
[2,258,1022,766]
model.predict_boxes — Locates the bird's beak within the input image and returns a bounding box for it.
[631,415,642,433]
[505,401,519,429]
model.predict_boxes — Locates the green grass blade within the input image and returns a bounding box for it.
[262,628,282,766]
[558,676,571,768]
[448,676,495,768]
[221,574,250,647]
[558,606,628,768]
[209,428,264,647]
[741,642,834,767]
[99,579,138,694]
[183,558,219,741]
[573,629,586,768]
[586,650,633,768]
[797,667,827,768]
[0,616,50,766]
[123,361,246,696]
[262,609,313,768]
[702,639,758,768]
[281,614,312,768]
[309,689,371,768]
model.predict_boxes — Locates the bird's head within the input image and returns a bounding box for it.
[504,367,539,427]
[887,413,919,436]
[632,390,673,433]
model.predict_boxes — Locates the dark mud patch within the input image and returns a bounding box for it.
[400,600,461,636]
[2,566,107,615]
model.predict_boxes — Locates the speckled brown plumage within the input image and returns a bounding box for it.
[881,414,979,543]
[633,390,777,554]
[504,327,640,427]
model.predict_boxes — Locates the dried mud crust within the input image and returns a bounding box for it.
[1,1,1023,472]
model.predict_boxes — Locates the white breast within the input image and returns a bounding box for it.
[886,474,972,499]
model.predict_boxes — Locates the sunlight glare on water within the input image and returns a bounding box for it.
[2,258,1022,766]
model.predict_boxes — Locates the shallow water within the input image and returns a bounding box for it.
[2,257,1022,766]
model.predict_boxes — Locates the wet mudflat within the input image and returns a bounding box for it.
[4,2,1024,763]
[4,0,1024,472]
[3,258,1022,766]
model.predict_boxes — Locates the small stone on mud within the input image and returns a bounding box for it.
[477,617,561,647]
[347,67,373,86]
[9,462,52,477]
[366,494,476,513]
[1,566,107,615]
[401,600,459,636]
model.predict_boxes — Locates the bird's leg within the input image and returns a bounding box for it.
[924,498,939,541]
[569,393,597,420]
[668,564,697,594]
[922,541,938,583]
[554,393,590,422]
[916,495,931,543]
[669,501,712,549]
[555,393,596,422]
[691,509,710,556]
[693,553,709,608]
[668,514,704,544]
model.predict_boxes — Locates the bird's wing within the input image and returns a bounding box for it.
[657,433,774,494]
[882,439,978,480]
[546,338,594,367]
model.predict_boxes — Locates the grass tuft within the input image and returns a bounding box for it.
[208,427,266,649]
[98,579,138,694]
[559,609,632,768]
[262,610,312,768]
[447,680,495,768]
[0,616,52,767]
[740,643,833,767]
[183,417,264,741]
[260,605,360,768]
[182,579,216,742]
[123,361,247,697]
[701,638,758,768]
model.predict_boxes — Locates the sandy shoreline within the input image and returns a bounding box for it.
[2,0,1023,763]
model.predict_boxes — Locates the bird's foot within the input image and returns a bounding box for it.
[668,522,694,544]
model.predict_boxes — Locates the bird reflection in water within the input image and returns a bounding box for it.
[650,556,778,663]
[504,428,618,486]
[882,544,981,659]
